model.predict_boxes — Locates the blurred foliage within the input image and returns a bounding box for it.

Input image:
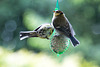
[0,0,100,67]
[0,47,99,67]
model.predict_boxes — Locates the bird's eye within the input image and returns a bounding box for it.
[56,11,59,13]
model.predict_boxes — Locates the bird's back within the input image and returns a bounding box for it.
[52,15,73,37]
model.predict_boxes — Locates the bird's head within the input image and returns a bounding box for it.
[53,10,64,17]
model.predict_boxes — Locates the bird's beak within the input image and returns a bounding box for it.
[60,12,63,15]
[53,11,55,12]
[60,12,63,14]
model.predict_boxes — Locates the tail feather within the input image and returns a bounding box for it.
[20,35,29,40]
[20,31,38,40]
[69,36,80,47]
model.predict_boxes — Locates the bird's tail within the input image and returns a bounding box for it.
[20,31,38,40]
[69,36,80,47]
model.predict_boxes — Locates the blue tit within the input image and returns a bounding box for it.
[52,10,80,47]
[20,24,54,40]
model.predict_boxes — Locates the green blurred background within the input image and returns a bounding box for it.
[0,0,100,67]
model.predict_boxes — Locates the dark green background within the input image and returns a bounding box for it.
[0,0,100,67]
